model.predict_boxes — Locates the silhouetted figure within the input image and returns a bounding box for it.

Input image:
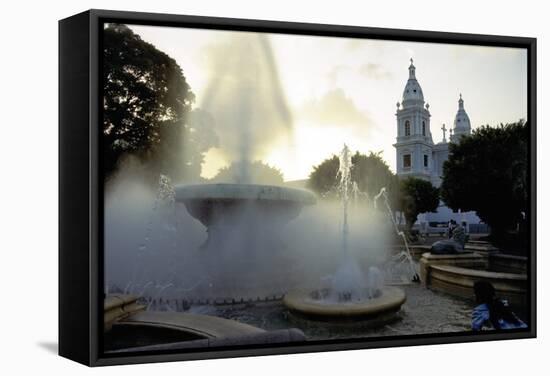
[448,219,457,239]
[472,281,527,331]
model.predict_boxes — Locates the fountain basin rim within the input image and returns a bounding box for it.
[431,264,527,281]
[283,286,406,319]
[175,183,316,205]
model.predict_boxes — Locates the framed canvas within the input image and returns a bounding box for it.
[59,9,536,366]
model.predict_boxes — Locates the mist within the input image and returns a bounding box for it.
[104,171,393,302]
[198,33,293,178]
[104,31,394,304]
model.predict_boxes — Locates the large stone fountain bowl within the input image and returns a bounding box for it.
[283,287,406,320]
[175,183,317,227]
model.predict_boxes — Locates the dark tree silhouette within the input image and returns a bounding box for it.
[441,120,528,238]
[103,24,201,181]
[397,177,439,232]
[398,177,439,232]
[307,151,399,204]
[351,151,400,201]
[308,155,340,196]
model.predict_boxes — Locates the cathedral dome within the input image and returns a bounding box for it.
[453,94,471,133]
[402,59,425,106]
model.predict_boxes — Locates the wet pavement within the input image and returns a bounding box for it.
[193,284,476,340]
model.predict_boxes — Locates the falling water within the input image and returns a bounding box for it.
[123,174,179,296]
[338,144,353,255]
[374,187,419,282]
[326,144,370,302]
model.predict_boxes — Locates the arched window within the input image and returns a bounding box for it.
[405,120,411,136]
[422,121,426,136]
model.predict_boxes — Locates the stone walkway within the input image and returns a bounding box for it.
[207,284,475,340]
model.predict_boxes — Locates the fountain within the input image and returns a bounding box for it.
[173,179,316,301]
[283,145,406,320]
[105,178,315,353]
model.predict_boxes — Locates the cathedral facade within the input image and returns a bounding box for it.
[393,59,481,229]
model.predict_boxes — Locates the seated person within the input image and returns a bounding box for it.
[472,281,527,331]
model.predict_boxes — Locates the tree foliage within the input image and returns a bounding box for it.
[307,151,399,203]
[103,24,210,182]
[308,155,340,195]
[397,177,440,231]
[210,161,284,185]
[441,120,528,237]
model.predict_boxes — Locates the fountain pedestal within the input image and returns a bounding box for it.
[174,183,316,300]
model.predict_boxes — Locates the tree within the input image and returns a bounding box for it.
[103,24,201,181]
[351,151,400,201]
[307,151,398,201]
[397,177,439,232]
[308,155,340,196]
[210,161,284,185]
[441,120,528,238]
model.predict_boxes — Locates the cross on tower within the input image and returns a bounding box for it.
[441,123,447,142]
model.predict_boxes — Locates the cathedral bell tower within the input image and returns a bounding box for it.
[393,59,434,181]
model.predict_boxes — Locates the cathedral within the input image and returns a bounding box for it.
[393,59,482,230]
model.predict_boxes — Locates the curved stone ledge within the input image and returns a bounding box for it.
[120,310,265,339]
[104,294,145,332]
[176,183,317,205]
[419,252,488,285]
[106,328,307,354]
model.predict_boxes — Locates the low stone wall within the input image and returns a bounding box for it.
[143,294,284,310]
[419,252,488,286]
[464,240,499,254]
[489,253,527,274]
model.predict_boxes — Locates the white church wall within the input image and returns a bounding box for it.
[394,60,482,229]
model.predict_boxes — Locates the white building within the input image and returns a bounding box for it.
[393,59,482,231]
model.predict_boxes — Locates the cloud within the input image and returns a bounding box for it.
[327,65,349,86]
[299,88,373,127]
[359,63,392,80]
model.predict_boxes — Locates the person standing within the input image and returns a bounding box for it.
[447,219,456,239]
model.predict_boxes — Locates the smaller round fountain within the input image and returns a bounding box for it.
[283,286,406,320]
[283,145,407,322]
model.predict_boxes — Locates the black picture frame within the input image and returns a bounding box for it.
[59,9,537,367]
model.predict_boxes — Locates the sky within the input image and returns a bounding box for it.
[127,24,528,181]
